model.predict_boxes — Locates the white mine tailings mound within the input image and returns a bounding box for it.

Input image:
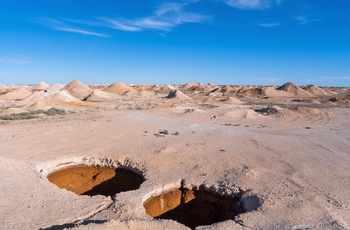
[303,84,333,96]
[21,90,81,110]
[103,82,133,95]
[277,82,313,97]
[46,83,65,92]
[83,89,122,102]
[263,86,290,97]
[165,85,192,101]
[33,81,50,91]
[61,79,92,99]
[222,97,243,104]
[102,82,144,97]
[0,87,33,100]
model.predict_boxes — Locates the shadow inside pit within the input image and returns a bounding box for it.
[82,168,145,197]
[47,165,145,198]
[144,188,250,230]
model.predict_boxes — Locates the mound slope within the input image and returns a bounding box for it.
[277,82,313,97]
[0,87,33,100]
[103,82,132,95]
[61,79,92,99]
[83,89,122,102]
[303,84,332,96]
[33,82,50,91]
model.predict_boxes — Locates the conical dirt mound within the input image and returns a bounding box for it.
[277,82,313,97]
[46,83,65,92]
[83,89,122,102]
[103,82,133,95]
[166,90,191,100]
[33,82,49,91]
[61,79,92,99]
[303,84,332,96]
[0,87,33,100]
[165,85,192,100]
[221,97,243,104]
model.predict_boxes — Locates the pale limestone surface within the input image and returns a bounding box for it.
[0,82,349,229]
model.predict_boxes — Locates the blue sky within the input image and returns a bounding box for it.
[1,0,350,86]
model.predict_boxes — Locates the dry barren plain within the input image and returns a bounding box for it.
[1,80,349,229]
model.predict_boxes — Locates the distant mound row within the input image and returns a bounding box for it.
[0,80,340,111]
[0,80,160,110]
[177,82,335,98]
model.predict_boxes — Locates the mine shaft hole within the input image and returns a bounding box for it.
[47,164,145,197]
[143,187,247,229]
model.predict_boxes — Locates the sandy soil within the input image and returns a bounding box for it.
[0,80,349,229]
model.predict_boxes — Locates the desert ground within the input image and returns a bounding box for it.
[0,80,349,230]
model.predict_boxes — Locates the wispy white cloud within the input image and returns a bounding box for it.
[224,0,281,10]
[53,26,109,37]
[38,0,286,35]
[39,17,109,37]
[320,76,350,81]
[0,55,31,64]
[102,1,210,32]
[104,19,143,32]
[292,15,318,25]
[305,76,350,86]
[259,22,280,27]
[131,18,174,30]
[36,1,209,35]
